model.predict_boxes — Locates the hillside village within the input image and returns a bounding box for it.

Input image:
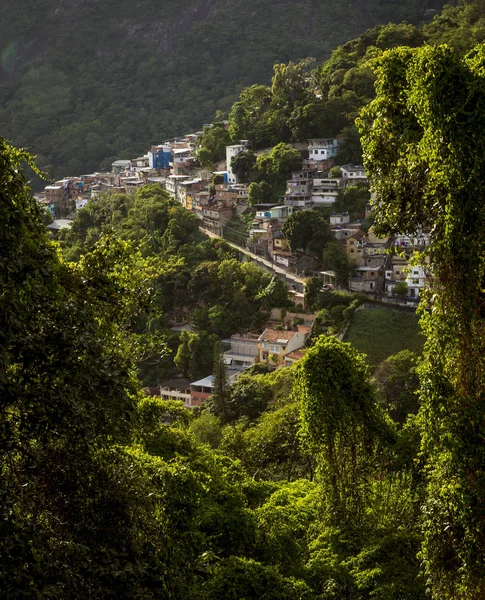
[35,127,431,407]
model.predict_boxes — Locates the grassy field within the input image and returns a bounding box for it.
[343,307,425,367]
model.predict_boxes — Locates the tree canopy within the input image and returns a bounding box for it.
[358,41,485,598]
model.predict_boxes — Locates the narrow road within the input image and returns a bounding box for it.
[199,227,307,290]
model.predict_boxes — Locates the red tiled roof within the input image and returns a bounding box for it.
[258,328,298,343]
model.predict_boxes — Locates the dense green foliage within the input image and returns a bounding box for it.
[60,185,291,385]
[9,2,485,597]
[0,135,434,599]
[0,0,449,181]
[358,39,485,597]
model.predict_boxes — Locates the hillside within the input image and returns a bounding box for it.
[0,0,447,179]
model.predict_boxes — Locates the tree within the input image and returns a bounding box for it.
[256,275,290,309]
[294,336,393,524]
[0,138,182,596]
[304,277,324,311]
[323,241,356,286]
[209,341,231,424]
[229,84,274,148]
[282,209,332,256]
[358,43,485,598]
[248,180,275,206]
[373,350,420,426]
[196,122,231,166]
[392,281,408,299]
[334,184,370,220]
[228,375,272,422]
[231,150,256,183]
[329,166,342,178]
[174,330,218,380]
[256,142,302,193]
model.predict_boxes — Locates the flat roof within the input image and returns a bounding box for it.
[47,219,73,230]
[190,375,214,388]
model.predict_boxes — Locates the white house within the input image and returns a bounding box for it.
[226,144,246,184]
[308,138,338,161]
[223,334,260,368]
[330,212,350,226]
[340,164,368,184]
[75,198,89,210]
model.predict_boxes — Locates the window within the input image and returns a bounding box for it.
[262,342,268,349]
[270,344,280,353]
[370,282,374,289]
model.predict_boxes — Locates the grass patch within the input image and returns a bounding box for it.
[343,307,425,367]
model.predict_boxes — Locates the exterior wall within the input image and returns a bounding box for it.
[258,332,306,365]
[274,238,288,250]
[76,198,89,210]
[330,213,350,225]
[346,236,365,265]
[189,388,212,406]
[149,146,172,169]
[160,387,191,407]
[226,144,245,184]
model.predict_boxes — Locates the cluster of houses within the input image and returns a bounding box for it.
[37,127,432,302]
[158,324,311,409]
[37,125,432,405]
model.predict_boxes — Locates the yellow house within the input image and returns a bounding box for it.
[258,327,309,367]
[346,230,365,265]
[273,229,289,251]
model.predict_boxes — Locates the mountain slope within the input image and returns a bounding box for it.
[0,0,447,178]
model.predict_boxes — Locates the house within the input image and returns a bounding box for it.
[312,177,343,206]
[112,159,132,174]
[178,179,202,210]
[149,145,172,170]
[308,139,338,162]
[340,164,368,185]
[46,219,73,232]
[75,198,89,210]
[159,378,192,407]
[226,143,247,184]
[345,230,366,266]
[190,375,214,407]
[223,334,260,368]
[258,327,309,366]
[284,179,313,208]
[273,250,293,268]
[272,229,289,252]
[201,203,234,236]
[165,175,192,201]
[120,176,146,193]
[255,204,293,221]
[284,349,306,367]
[330,212,350,226]
[349,266,381,293]
[333,227,361,241]
[291,168,316,181]
[384,258,428,300]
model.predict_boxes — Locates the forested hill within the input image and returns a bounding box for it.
[0,0,446,179]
